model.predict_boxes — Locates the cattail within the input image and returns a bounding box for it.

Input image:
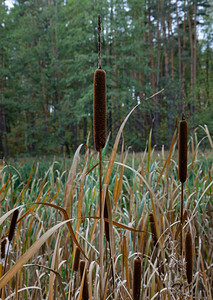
[79,260,89,300]
[185,231,193,284]
[149,213,158,247]
[178,116,188,183]
[104,200,110,242]
[8,209,19,242]
[1,239,7,259]
[133,256,142,300]
[93,68,106,152]
[73,246,80,272]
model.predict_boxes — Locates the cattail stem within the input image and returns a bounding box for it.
[99,150,102,219]
[98,15,101,69]
[99,149,104,299]
[181,182,184,254]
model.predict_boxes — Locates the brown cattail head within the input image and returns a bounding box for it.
[185,231,193,284]
[149,213,158,247]
[133,256,142,300]
[93,68,106,152]
[8,209,19,242]
[1,239,7,259]
[79,260,89,300]
[73,246,80,272]
[178,116,188,183]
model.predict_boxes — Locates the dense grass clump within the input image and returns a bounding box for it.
[0,117,212,299]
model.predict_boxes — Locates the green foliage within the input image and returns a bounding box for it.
[0,0,212,156]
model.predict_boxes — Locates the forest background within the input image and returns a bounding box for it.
[0,0,212,157]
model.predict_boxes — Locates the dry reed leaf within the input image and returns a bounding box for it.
[26,202,88,260]
[75,148,89,236]
[88,261,96,299]
[155,128,177,190]
[24,264,66,300]
[17,174,50,224]
[146,128,152,174]
[99,184,108,299]
[0,218,75,290]
[113,161,163,249]
[63,143,86,214]
[122,235,130,294]
[200,253,211,298]
[188,181,213,224]
[103,104,139,187]
[199,125,213,149]
[72,148,89,268]
[0,179,10,196]
[4,286,41,300]
[105,187,115,287]
[114,149,128,212]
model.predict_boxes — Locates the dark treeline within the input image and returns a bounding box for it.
[0,0,212,156]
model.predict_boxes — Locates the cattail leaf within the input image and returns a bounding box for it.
[155,129,177,190]
[122,235,130,293]
[146,129,152,173]
[63,143,87,214]
[103,104,139,186]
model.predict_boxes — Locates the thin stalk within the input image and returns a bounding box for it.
[99,149,104,299]
[180,182,184,254]
[98,15,101,69]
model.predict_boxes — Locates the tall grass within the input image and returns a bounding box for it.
[0,118,212,299]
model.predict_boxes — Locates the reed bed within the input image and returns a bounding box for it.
[0,120,212,299]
